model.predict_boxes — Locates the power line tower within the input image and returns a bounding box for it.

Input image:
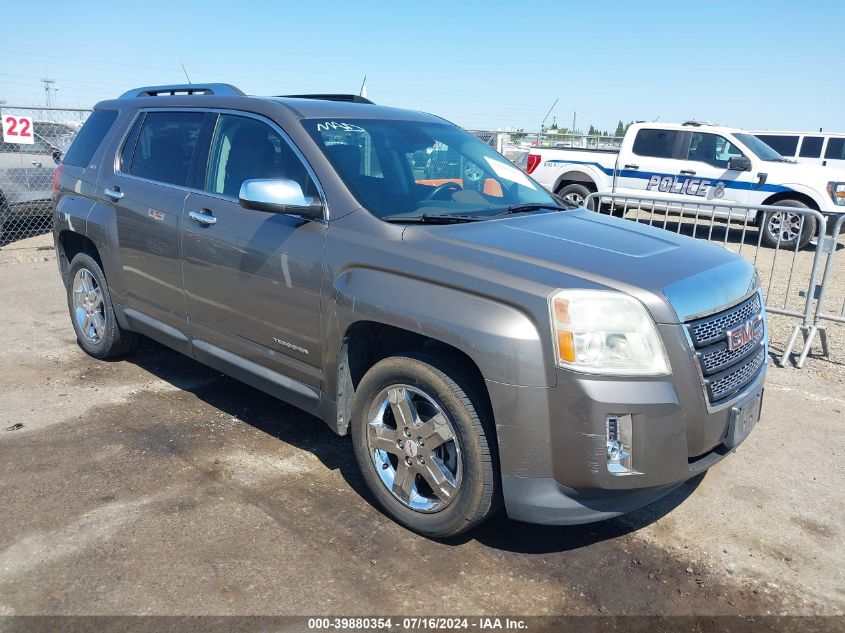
[42,78,57,107]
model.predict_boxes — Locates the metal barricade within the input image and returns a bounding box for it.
[0,106,90,246]
[583,192,831,367]
[804,214,845,365]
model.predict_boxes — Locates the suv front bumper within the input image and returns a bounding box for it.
[487,333,766,525]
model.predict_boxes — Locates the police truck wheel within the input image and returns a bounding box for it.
[556,183,592,208]
[760,200,817,250]
[350,351,498,538]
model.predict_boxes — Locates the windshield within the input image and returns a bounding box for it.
[303,118,558,220]
[734,133,786,162]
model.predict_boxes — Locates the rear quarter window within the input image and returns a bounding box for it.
[825,138,845,160]
[632,129,680,159]
[755,134,799,157]
[799,136,823,158]
[62,110,119,167]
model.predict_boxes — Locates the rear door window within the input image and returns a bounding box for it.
[62,109,118,167]
[127,111,205,186]
[755,134,799,157]
[632,129,681,159]
[799,136,824,158]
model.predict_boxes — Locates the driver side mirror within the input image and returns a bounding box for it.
[727,156,752,172]
[239,179,323,219]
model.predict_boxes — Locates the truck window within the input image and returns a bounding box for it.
[686,132,743,168]
[204,114,317,199]
[127,111,205,187]
[824,138,845,160]
[755,134,799,157]
[62,109,118,168]
[799,136,824,158]
[632,129,680,159]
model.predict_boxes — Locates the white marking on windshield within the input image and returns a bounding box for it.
[483,156,537,190]
[316,121,366,133]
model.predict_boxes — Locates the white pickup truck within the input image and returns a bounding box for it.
[526,121,845,248]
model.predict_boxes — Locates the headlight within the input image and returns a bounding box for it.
[827,182,845,206]
[549,289,670,375]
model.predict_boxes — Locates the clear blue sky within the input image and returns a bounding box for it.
[1,0,842,133]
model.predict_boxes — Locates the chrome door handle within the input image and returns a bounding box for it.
[680,169,696,176]
[189,210,217,225]
[623,164,639,169]
[104,187,124,200]
[30,161,42,168]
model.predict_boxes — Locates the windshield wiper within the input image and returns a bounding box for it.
[488,203,566,217]
[382,213,486,224]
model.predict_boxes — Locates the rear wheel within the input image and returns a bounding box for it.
[66,252,138,359]
[556,183,592,208]
[760,200,817,249]
[351,351,497,537]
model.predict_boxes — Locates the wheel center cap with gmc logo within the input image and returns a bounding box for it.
[404,439,419,458]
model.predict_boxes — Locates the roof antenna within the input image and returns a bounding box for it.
[359,75,367,99]
[180,63,192,84]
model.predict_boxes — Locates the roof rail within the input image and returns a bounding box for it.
[281,94,374,104]
[119,83,245,99]
[681,120,716,127]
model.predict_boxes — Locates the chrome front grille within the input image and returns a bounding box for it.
[689,293,762,347]
[687,293,766,405]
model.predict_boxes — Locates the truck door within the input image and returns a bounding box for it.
[613,127,687,205]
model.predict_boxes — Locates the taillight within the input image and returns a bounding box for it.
[526,154,541,174]
[52,163,64,194]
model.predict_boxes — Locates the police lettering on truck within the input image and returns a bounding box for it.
[646,174,726,199]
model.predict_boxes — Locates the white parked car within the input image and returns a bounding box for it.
[527,121,845,248]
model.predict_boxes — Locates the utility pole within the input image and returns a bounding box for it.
[42,78,56,107]
[571,110,578,135]
[538,98,558,146]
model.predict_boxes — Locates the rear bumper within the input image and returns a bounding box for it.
[486,331,766,525]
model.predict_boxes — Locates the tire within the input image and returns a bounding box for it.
[556,183,592,208]
[759,200,817,250]
[66,252,138,359]
[350,351,498,537]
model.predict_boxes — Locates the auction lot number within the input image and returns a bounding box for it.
[2,114,35,145]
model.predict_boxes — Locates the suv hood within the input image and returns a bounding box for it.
[406,209,756,324]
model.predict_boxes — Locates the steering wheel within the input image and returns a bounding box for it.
[425,181,462,201]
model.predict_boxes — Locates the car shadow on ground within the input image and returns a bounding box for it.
[115,337,705,553]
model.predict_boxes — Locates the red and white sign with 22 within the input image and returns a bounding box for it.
[2,114,34,145]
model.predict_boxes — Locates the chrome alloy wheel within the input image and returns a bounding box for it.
[562,191,585,206]
[766,211,802,244]
[72,268,105,344]
[366,385,462,513]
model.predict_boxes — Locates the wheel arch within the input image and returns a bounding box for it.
[553,169,599,194]
[57,230,103,282]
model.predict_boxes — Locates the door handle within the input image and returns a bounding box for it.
[189,210,217,226]
[623,164,639,170]
[680,169,696,176]
[30,161,42,168]
[104,187,124,200]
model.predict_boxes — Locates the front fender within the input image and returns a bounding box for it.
[773,182,832,212]
[324,267,554,394]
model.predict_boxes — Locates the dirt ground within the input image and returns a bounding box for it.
[0,234,843,617]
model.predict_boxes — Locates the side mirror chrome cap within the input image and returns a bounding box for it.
[239,179,323,219]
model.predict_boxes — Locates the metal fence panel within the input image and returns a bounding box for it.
[0,106,90,245]
[584,192,839,367]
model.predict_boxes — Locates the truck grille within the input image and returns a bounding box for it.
[687,293,766,405]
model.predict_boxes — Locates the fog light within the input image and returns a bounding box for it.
[606,414,634,475]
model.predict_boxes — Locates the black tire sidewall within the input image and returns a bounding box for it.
[66,253,121,359]
[556,183,592,207]
[350,354,493,538]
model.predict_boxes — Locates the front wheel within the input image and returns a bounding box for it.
[760,200,817,249]
[351,352,498,537]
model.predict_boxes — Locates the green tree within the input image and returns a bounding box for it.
[614,120,625,136]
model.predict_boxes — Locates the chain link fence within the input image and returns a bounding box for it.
[0,106,90,246]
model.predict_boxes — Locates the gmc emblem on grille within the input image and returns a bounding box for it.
[726,314,763,351]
